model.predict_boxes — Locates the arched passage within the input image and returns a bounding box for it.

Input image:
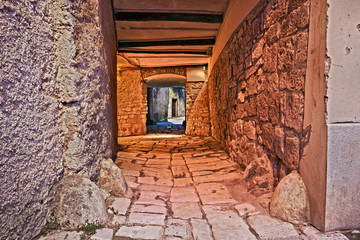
[145,74,186,133]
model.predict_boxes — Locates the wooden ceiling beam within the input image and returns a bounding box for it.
[115,12,223,23]
[118,49,210,55]
[118,38,215,48]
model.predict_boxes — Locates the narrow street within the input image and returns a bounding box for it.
[107,134,340,240]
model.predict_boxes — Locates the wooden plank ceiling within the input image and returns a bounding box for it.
[114,0,230,67]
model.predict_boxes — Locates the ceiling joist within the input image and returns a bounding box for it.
[115,12,223,23]
[118,38,216,48]
[118,49,210,55]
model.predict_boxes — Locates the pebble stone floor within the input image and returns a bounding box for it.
[39,132,357,240]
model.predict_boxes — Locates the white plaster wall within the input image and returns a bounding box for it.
[327,0,360,123]
[326,124,360,231]
[324,0,360,231]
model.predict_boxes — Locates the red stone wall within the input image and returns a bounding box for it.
[186,82,211,136]
[117,70,147,136]
[208,0,310,193]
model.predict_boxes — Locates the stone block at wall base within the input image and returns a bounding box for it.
[325,123,360,231]
[52,175,109,227]
[100,158,131,198]
[270,171,309,225]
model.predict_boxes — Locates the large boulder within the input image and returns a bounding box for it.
[99,158,129,197]
[270,171,309,224]
[52,175,108,226]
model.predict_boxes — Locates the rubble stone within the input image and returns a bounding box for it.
[100,159,129,197]
[270,171,309,224]
[52,175,108,226]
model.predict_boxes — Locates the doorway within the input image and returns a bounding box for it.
[171,98,178,118]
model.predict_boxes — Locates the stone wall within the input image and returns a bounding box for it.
[117,69,147,136]
[185,81,205,119]
[168,87,186,118]
[149,87,169,122]
[208,0,310,192]
[0,0,117,239]
[186,82,211,136]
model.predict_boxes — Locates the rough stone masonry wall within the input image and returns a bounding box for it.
[208,0,310,192]
[185,81,205,119]
[0,0,117,239]
[117,69,147,136]
[186,82,211,136]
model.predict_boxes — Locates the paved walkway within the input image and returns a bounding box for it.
[146,117,185,134]
[39,134,355,240]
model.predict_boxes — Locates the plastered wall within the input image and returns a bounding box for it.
[0,0,117,238]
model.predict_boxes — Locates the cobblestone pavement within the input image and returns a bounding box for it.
[146,118,185,134]
[39,134,355,240]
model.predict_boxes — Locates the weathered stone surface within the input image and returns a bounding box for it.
[172,202,203,219]
[170,187,199,202]
[235,203,260,217]
[165,219,190,238]
[128,212,166,225]
[38,231,83,240]
[190,219,214,240]
[257,94,269,122]
[196,183,237,205]
[204,207,257,240]
[52,175,108,226]
[284,136,300,170]
[262,123,274,151]
[270,171,309,224]
[100,159,129,197]
[115,226,164,240]
[247,214,301,240]
[278,37,295,71]
[285,93,304,133]
[117,70,147,136]
[110,197,131,215]
[244,121,257,140]
[274,126,285,159]
[301,225,349,240]
[243,147,274,193]
[90,228,114,240]
[263,43,278,72]
[186,82,211,137]
[1,1,117,238]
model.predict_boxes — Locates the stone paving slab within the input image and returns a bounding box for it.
[172,202,203,219]
[115,226,164,240]
[38,231,83,240]
[203,207,257,240]
[165,219,191,238]
[139,184,172,193]
[110,198,131,215]
[247,214,301,240]
[170,187,199,202]
[196,183,237,205]
[301,226,350,240]
[173,177,193,187]
[128,212,166,225]
[235,203,260,217]
[90,228,114,240]
[131,204,168,214]
[190,218,214,240]
[111,215,126,226]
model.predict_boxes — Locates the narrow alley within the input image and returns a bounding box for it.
[2,0,360,239]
